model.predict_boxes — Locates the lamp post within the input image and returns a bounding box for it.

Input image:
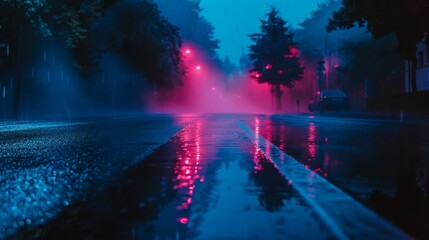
[317,60,326,94]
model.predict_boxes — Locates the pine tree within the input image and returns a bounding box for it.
[248,7,304,111]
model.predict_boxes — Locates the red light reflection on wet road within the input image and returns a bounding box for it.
[174,121,203,224]
[306,122,330,181]
[253,117,264,173]
[307,123,317,161]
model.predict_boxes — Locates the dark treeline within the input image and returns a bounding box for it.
[328,0,429,93]
[244,0,421,112]
[292,0,409,110]
[0,0,216,119]
[154,0,219,60]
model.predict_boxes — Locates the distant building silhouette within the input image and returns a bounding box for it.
[405,42,429,92]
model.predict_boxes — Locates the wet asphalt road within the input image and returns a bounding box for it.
[0,115,194,239]
[1,114,428,239]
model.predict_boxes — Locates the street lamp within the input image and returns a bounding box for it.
[317,60,326,94]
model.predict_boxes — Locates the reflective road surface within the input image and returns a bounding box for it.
[2,114,428,239]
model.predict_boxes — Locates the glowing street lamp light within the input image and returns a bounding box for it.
[185,49,191,54]
[196,65,201,70]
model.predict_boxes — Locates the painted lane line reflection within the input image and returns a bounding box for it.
[237,120,410,240]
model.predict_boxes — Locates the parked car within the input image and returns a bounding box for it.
[308,90,350,112]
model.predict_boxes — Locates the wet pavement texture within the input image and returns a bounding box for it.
[243,114,429,239]
[2,114,425,239]
[13,116,334,240]
[0,115,194,239]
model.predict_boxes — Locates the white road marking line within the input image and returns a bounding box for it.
[237,120,410,240]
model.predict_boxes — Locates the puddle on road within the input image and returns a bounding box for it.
[16,119,333,240]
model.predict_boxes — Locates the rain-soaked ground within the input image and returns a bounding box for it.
[0,115,194,239]
[1,114,427,239]
[242,114,429,239]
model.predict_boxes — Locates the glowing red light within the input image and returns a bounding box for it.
[278,70,284,75]
[255,73,261,78]
[196,66,201,70]
[185,49,191,54]
[178,217,189,224]
[265,64,272,70]
[284,46,299,58]
[317,91,321,95]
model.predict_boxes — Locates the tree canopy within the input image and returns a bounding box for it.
[98,1,184,89]
[327,0,429,92]
[248,7,303,110]
[0,0,188,118]
[339,35,403,83]
[297,0,367,58]
[0,0,185,86]
[249,8,303,88]
[155,0,219,59]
